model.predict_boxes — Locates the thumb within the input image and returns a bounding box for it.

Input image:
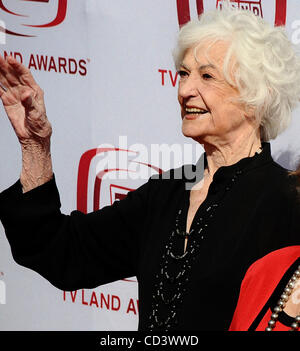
[21,90,34,109]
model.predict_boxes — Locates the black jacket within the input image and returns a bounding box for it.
[1,143,300,330]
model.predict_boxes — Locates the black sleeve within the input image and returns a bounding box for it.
[0,175,151,291]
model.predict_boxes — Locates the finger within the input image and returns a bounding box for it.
[3,59,22,87]
[0,82,7,99]
[6,56,39,90]
[21,90,33,108]
[0,85,6,99]
[21,88,44,116]
[0,54,9,72]
[0,54,12,90]
[0,81,7,92]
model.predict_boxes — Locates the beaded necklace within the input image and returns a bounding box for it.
[147,168,243,331]
[147,147,265,331]
[265,265,300,331]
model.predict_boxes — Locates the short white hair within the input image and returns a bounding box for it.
[173,4,300,141]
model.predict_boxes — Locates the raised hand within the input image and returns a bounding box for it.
[0,55,53,192]
[0,55,52,143]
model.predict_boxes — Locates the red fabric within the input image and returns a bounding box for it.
[229,246,300,331]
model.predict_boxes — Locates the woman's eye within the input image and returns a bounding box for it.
[202,73,213,80]
[178,70,188,78]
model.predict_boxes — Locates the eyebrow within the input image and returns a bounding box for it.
[180,63,218,72]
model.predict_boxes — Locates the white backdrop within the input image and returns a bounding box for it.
[1,0,300,331]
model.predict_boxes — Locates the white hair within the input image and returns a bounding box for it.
[173,4,300,141]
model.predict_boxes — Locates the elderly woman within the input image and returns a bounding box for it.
[1,6,300,331]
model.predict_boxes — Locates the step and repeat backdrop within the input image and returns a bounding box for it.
[1,0,300,331]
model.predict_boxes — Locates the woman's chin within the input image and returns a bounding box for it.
[181,124,204,139]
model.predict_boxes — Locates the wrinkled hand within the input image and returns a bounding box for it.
[0,54,52,144]
[0,55,53,192]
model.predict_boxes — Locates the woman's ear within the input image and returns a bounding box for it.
[244,104,256,119]
[244,105,260,127]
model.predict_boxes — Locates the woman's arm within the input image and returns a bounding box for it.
[0,173,151,291]
[0,55,151,290]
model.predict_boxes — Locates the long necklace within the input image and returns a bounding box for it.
[147,147,263,331]
[265,264,300,331]
[147,168,243,331]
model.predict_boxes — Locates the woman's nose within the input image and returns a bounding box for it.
[178,76,200,100]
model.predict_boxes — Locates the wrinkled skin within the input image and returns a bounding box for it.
[0,55,53,192]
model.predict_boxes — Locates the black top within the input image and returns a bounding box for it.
[1,142,300,331]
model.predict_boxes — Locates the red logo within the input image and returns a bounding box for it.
[77,147,162,213]
[177,0,287,27]
[0,0,67,37]
[76,147,162,284]
[110,184,134,204]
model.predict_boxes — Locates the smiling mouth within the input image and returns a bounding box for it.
[184,107,209,115]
